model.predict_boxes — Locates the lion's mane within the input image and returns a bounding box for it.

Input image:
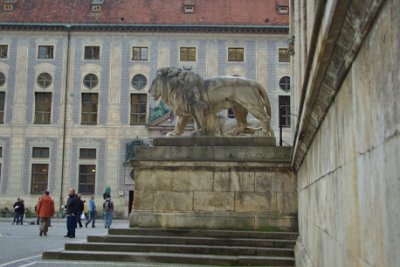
[156,67,209,114]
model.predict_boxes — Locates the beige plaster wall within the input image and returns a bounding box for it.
[295,1,400,266]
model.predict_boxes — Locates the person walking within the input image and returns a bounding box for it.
[12,197,22,225]
[34,198,41,225]
[64,188,79,238]
[18,199,25,225]
[76,194,84,228]
[83,199,88,220]
[85,195,96,228]
[36,190,55,236]
[103,196,114,229]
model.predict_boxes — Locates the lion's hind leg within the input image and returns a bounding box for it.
[229,106,248,136]
[242,104,274,137]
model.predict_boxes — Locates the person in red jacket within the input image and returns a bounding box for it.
[36,190,55,236]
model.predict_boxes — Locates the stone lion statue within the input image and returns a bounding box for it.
[216,115,263,136]
[149,67,274,137]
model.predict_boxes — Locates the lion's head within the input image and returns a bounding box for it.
[149,67,206,111]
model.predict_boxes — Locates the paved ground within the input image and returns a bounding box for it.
[0,218,206,267]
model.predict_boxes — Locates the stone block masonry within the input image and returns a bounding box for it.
[130,137,297,231]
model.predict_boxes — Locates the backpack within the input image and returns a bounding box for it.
[104,199,112,211]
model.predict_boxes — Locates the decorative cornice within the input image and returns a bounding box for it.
[0,23,289,34]
[292,0,387,171]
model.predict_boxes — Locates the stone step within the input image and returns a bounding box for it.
[87,234,296,248]
[43,251,295,266]
[108,227,298,240]
[65,242,294,257]
[43,228,298,266]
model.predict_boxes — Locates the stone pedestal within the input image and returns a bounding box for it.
[129,136,297,231]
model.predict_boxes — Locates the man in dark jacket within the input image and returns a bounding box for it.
[64,188,79,238]
[12,197,22,225]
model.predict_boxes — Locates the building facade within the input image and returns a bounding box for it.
[0,0,291,216]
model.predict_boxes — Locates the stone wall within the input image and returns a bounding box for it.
[130,137,298,230]
[292,0,399,266]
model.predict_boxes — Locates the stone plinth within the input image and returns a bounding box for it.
[130,137,297,231]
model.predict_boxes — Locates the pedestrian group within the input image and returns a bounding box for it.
[11,186,115,238]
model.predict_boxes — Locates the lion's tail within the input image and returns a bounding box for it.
[257,83,271,117]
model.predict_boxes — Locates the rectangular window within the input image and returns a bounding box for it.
[0,45,8,58]
[81,93,98,125]
[0,147,2,157]
[130,94,147,125]
[79,164,96,194]
[38,45,54,59]
[0,92,5,123]
[84,46,100,60]
[31,164,48,194]
[279,48,290,62]
[180,47,196,61]
[279,96,291,127]
[3,4,14,11]
[277,5,289,15]
[228,48,244,62]
[184,5,194,14]
[132,47,148,61]
[79,148,96,159]
[91,5,102,12]
[32,147,50,158]
[34,92,52,124]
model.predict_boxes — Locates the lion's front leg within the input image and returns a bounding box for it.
[167,115,190,136]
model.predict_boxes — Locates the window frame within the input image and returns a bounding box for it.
[277,5,289,15]
[131,74,147,90]
[179,47,196,62]
[79,148,96,159]
[132,46,148,61]
[32,147,50,158]
[81,93,98,125]
[130,93,147,125]
[38,45,54,59]
[0,45,8,58]
[279,76,291,92]
[84,46,100,60]
[78,164,96,195]
[83,73,99,89]
[3,4,14,11]
[37,73,52,88]
[279,95,291,128]
[228,47,244,62]
[184,5,194,14]
[278,48,290,62]
[30,163,49,194]
[34,92,52,124]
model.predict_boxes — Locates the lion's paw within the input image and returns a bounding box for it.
[166,132,178,137]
